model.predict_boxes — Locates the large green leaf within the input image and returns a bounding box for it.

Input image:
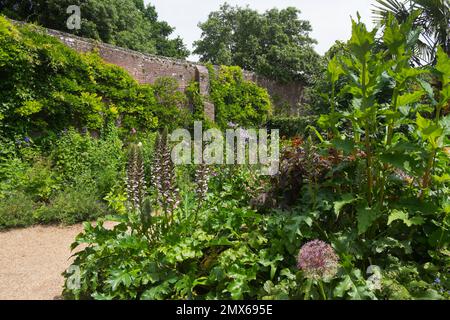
[387,209,424,227]
[379,152,414,172]
[416,113,444,147]
[334,269,377,300]
[331,138,355,155]
[435,47,450,86]
[334,194,357,218]
[328,56,344,84]
[107,270,133,291]
[357,205,379,235]
[397,91,424,107]
[348,18,377,62]
[372,237,412,254]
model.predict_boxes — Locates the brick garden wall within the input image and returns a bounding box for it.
[30,23,305,120]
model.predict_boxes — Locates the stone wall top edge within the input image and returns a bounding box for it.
[8,18,201,69]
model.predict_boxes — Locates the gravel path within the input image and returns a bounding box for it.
[0,222,114,300]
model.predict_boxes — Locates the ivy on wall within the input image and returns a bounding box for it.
[208,65,272,128]
[0,17,274,139]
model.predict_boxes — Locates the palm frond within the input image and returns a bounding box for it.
[372,0,411,25]
[372,0,449,64]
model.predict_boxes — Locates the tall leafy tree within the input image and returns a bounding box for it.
[193,4,321,84]
[0,0,189,59]
[372,0,450,64]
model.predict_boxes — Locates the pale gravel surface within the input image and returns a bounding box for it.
[0,222,115,300]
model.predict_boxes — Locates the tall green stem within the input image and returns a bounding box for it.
[304,278,312,300]
[421,104,443,196]
[330,82,338,138]
[318,280,327,300]
[361,61,373,206]
[379,89,399,204]
[385,89,399,146]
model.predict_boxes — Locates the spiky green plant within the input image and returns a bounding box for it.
[195,163,211,204]
[151,129,180,224]
[126,142,147,211]
[126,142,155,238]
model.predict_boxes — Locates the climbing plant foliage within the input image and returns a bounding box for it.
[0,17,273,137]
[208,65,272,128]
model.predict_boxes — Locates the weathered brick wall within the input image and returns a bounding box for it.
[46,29,200,91]
[17,21,305,120]
[243,71,306,115]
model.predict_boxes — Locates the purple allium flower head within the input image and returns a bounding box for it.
[24,136,31,143]
[297,240,339,280]
[434,277,441,285]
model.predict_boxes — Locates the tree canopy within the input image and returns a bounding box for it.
[0,0,189,59]
[193,4,322,84]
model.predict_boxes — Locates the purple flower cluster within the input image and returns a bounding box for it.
[151,131,180,217]
[195,163,211,203]
[126,143,147,211]
[297,240,339,280]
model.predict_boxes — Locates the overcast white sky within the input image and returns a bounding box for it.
[144,0,376,61]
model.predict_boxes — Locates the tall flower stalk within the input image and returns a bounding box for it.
[126,142,147,211]
[195,163,211,204]
[126,142,154,237]
[151,129,180,225]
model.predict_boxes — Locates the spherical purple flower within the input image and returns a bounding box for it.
[24,136,31,143]
[297,240,339,280]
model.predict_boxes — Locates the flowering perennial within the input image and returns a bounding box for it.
[297,240,339,280]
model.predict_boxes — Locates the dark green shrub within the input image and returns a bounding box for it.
[0,191,36,229]
[51,125,125,197]
[0,141,60,203]
[0,125,124,229]
[34,187,108,225]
